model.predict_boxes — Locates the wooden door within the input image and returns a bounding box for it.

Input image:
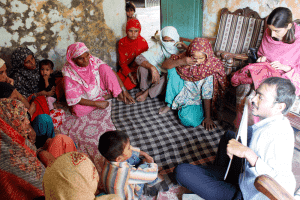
[161,0,203,39]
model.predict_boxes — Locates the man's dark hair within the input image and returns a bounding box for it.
[267,7,295,44]
[126,1,136,12]
[98,130,129,161]
[262,77,296,114]
[39,59,54,70]
[0,82,15,98]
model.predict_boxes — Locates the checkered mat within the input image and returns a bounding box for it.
[111,89,227,177]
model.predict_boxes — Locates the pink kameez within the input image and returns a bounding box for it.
[62,42,122,117]
[258,22,300,96]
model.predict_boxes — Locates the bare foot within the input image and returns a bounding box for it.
[159,106,170,115]
[135,90,144,98]
[136,90,149,102]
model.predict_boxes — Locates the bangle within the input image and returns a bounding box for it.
[122,86,126,92]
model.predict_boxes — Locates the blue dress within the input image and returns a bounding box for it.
[165,68,213,127]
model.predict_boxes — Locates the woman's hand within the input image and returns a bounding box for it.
[270,61,291,72]
[256,56,267,63]
[201,117,216,131]
[150,66,160,84]
[183,57,197,66]
[128,72,137,85]
[6,77,14,85]
[94,100,109,109]
[120,90,135,104]
[28,126,36,145]
[29,102,36,117]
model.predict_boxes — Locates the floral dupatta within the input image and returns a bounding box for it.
[0,99,45,199]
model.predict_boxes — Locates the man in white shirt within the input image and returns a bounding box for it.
[174,77,296,200]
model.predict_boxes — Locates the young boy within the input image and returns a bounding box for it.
[38,59,56,110]
[99,130,163,199]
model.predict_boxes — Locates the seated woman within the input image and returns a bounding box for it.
[0,82,55,148]
[231,7,300,128]
[43,152,121,200]
[135,26,181,102]
[0,97,77,200]
[62,42,135,117]
[159,38,228,130]
[10,47,52,98]
[117,18,149,90]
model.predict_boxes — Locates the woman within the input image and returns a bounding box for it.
[43,151,121,200]
[256,7,300,95]
[0,82,55,148]
[117,18,149,90]
[231,7,300,128]
[135,26,181,102]
[0,97,77,200]
[62,42,134,117]
[159,38,228,130]
[10,47,50,98]
[9,47,56,142]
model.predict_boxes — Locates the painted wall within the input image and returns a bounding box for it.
[0,0,126,71]
[203,0,300,37]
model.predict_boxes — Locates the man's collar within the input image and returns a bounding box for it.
[252,114,284,129]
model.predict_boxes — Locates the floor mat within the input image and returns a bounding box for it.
[111,88,226,177]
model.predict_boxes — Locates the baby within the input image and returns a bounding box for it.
[99,130,166,199]
[38,59,56,110]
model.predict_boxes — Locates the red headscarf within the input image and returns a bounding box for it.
[174,38,228,111]
[118,19,148,78]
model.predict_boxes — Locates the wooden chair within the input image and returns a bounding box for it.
[181,7,266,75]
[254,174,295,200]
[181,7,266,121]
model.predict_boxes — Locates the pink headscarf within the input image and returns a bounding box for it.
[62,42,105,90]
[258,23,300,95]
[258,23,300,68]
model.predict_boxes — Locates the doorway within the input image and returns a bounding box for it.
[130,0,160,48]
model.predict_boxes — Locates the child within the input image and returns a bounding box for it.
[126,1,137,21]
[99,130,165,199]
[38,59,56,110]
[159,38,228,130]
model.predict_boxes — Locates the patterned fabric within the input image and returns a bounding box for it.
[173,38,228,113]
[62,42,122,117]
[49,108,65,129]
[173,75,213,109]
[0,99,45,200]
[29,95,50,122]
[0,98,32,140]
[43,152,120,200]
[231,62,283,89]
[10,47,40,98]
[101,146,158,200]
[58,100,116,177]
[117,19,149,90]
[141,26,180,75]
[111,88,224,177]
[258,23,300,96]
[214,13,265,54]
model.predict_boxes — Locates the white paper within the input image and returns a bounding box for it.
[224,98,248,180]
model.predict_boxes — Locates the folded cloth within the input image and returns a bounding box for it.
[231,62,283,89]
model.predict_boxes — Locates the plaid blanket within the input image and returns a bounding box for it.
[111,89,226,176]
